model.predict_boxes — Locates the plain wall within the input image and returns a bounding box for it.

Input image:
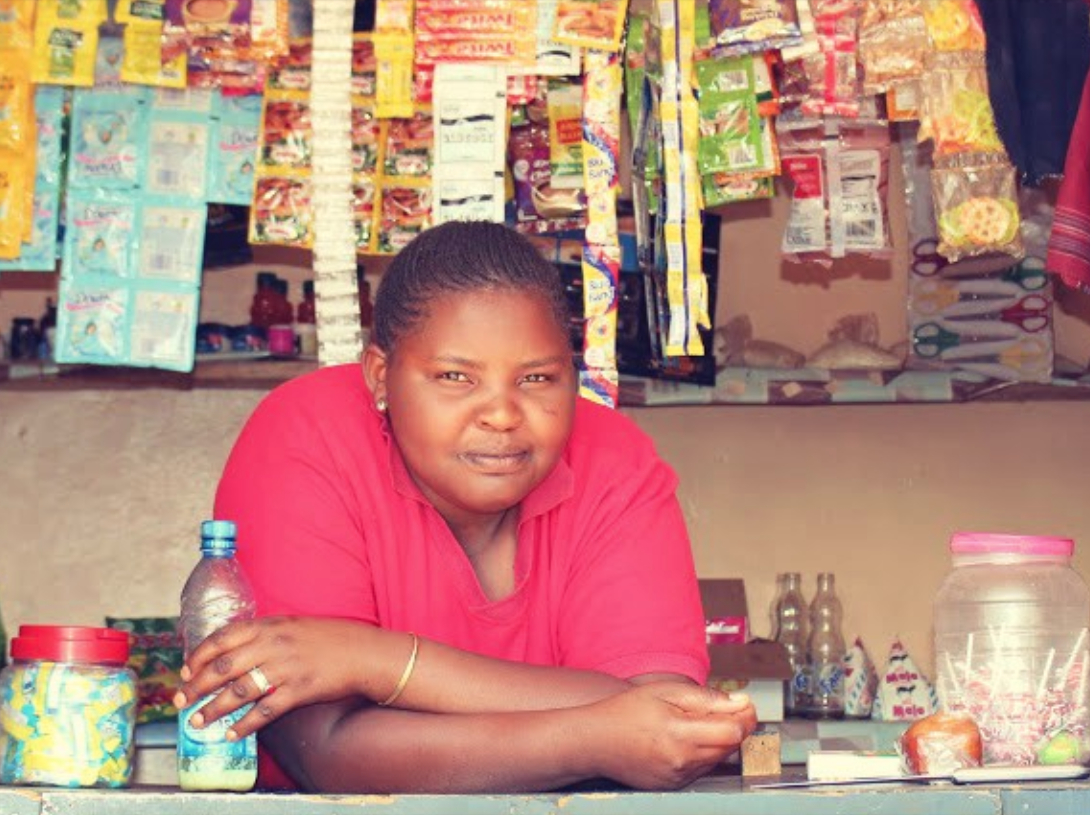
[2,386,1089,681]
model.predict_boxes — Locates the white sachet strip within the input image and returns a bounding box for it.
[311,0,363,366]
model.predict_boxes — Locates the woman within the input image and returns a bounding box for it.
[175,221,756,793]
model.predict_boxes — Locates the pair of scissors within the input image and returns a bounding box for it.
[994,294,1051,332]
[912,278,1026,316]
[932,293,1052,332]
[1001,259,1048,292]
[956,335,1053,379]
[910,238,948,277]
[912,321,1022,359]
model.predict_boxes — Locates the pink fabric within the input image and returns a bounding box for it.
[214,364,709,788]
[1047,64,1090,291]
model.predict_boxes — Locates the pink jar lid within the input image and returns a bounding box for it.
[951,532,1074,557]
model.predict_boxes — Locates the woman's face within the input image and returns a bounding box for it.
[367,288,577,531]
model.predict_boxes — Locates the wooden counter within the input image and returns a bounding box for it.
[2,774,1089,815]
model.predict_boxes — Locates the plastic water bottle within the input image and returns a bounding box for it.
[934,533,1090,765]
[772,572,811,716]
[806,572,846,719]
[177,520,258,791]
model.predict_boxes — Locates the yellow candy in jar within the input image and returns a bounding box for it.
[0,625,136,788]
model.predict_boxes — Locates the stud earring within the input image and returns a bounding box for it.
[376,397,387,412]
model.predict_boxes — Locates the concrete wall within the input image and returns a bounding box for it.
[2,386,1088,681]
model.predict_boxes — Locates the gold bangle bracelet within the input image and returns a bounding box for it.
[379,632,419,707]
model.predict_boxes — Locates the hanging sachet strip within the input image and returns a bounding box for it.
[579,48,623,407]
[656,0,709,357]
[311,0,363,366]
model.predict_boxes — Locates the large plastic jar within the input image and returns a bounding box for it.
[0,625,137,787]
[934,533,1090,766]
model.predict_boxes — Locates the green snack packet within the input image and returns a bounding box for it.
[106,616,184,724]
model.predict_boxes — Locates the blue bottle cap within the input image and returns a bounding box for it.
[200,519,238,553]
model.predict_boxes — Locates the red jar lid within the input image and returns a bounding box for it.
[11,625,130,664]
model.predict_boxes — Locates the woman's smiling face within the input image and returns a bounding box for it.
[368,287,577,531]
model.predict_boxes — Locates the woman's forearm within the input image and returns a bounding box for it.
[355,626,633,712]
[264,699,604,793]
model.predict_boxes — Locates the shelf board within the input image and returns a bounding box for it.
[0,357,320,391]
[4,359,1090,404]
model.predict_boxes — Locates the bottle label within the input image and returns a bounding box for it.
[814,662,845,697]
[177,693,257,768]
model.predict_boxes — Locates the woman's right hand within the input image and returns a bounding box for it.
[583,682,757,790]
[173,616,387,740]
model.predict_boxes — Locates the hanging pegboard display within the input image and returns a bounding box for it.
[0,0,1078,396]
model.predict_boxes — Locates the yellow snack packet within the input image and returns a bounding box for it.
[0,0,35,51]
[116,0,187,88]
[31,0,107,86]
[0,52,31,151]
[0,154,28,259]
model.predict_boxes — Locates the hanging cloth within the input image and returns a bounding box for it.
[975,0,1090,185]
[1046,66,1090,290]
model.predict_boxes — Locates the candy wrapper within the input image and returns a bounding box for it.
[872,638,940,721]
[931,157,1023,264]
[105,616,184,725]
[843,636,879,718]
[858,0,928,95]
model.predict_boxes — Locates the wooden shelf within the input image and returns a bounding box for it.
[0,357,319,392]
[4,357,1090,404]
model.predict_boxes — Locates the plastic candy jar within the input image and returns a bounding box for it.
[934,533,1090,766]
[0,625,137,787]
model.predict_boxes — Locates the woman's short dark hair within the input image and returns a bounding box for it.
[372,221,571,353]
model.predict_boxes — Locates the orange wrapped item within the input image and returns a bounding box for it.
[899,712,983,775]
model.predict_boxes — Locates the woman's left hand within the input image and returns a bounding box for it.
[173,616,376,741]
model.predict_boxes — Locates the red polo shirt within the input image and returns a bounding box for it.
[214,363,708,785]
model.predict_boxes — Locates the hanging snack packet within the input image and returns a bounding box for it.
[383,108,433,178]
[260,96,311,171]
[249,174,313,248]
[695,58,763,175]
[377,184,432,254]
[0,0,34,51]
[778,122,828,259]
[117,0,187,88]
[250,0,290,63]
[68,90,149,192]
[351,104,380,175]
[414,0,536,68]
[31,0,107,87]
[553,0,629,53]
[547,79,584,190]
[0,161,28,260]
[55,278,129,365]
[351,33,377,98]
[858,0,928,95]
[509,112,587,235]
[709,0,802,56]
[830,121,892,259]
[920,51,1004,157]
[209,92,262,205]
[0,55,30,152]
[353,176,375,252]
[922,0,984,52]
[931,157,1023,263]
[800,2,863,119]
